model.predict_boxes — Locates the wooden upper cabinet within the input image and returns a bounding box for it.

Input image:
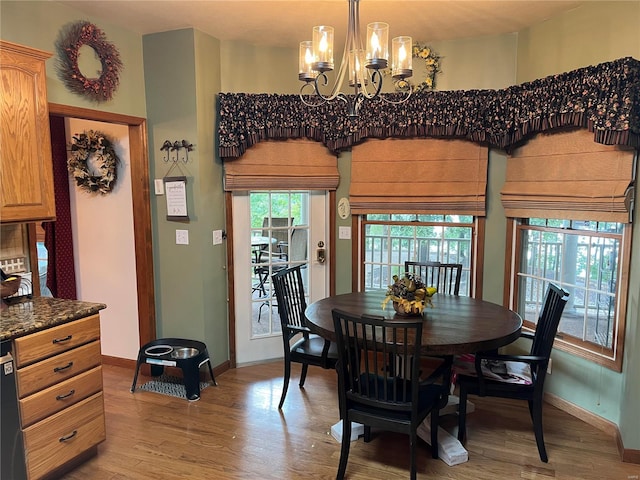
[0,40,55,223]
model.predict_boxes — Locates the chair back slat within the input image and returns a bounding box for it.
[272,265,308,339]
[405,261,463,296]
[405,261,440,289]
[530,283,570,361]
[438,263,463,295]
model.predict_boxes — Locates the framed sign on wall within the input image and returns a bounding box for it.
[164,176,188,221]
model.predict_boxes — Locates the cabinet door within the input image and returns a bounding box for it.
[0,40,55,223]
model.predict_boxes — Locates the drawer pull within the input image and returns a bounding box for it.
[59,430,78,442]
[53,335,73,344]
[56,389,76,400]
[54,361,74,373]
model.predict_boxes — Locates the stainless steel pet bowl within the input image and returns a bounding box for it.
[170,347,200,359]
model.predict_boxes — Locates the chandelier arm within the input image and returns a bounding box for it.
[300,82,328,107]
[377,87,413,106]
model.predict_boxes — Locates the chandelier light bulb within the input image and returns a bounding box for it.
[392,36,413,79]
[312,26,334,72]
[299,40,318,82]
[366,22,388,69]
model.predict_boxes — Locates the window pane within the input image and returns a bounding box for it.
[363,216,474,296]
[516,219,621,355]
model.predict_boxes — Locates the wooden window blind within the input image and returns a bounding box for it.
[349,138,488,215]
[501,129,636,223]
[223,139,339,191]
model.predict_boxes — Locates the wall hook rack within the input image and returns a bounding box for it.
[161,139,194,163]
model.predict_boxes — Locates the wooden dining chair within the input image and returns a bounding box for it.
[404,261,462,296]
[332,309,451,480]
[436,263,463,295]
[454,282,569,462]
[272,265,338,409]
[404,261,440,289]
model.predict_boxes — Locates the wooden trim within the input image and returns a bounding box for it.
[622,446,640,464]
[545,392,618,435]
[225,191,236,368]
[544,392,640,464]
[510,219,627,372]
[503,218,515,307]
[329,190,336,296]
[352,214,360,292]
[101,355,136,369]
[474,217,485,299]
[48,103,146,126]
[26,223,41,297]
[48,103,156,353]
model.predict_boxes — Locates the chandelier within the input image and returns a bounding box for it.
[298,0,413,117]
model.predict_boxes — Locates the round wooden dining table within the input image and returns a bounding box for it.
[304,291,523,356]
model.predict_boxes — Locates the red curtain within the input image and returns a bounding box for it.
[43,116,77,299]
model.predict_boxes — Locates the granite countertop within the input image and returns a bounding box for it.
[0,297,106,342]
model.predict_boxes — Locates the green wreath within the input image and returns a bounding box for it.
[55,21,122,102]
[68,130,119,195]
[388,43,441,93]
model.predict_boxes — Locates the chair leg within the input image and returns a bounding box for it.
[409,430,417,480]
[364,425,372,443]
[530,398,549,462]
[430,410,439,459]
[336,419,352,480]
[278,360,291,409]
[457,385,468,442]
[299,363,309,387]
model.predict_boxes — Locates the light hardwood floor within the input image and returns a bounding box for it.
[62,363,639,480]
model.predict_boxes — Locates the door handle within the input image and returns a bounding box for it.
[316,241,326,264]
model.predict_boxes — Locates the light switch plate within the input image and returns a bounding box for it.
[176,229,189,245]
[339,226,351,240]
[154,179,164,195]
[213,230,223,245]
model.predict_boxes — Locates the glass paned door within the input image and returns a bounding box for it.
[233,190,328,364]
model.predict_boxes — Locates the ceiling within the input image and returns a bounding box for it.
[56,0,587,49]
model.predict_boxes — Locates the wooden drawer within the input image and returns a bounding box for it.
[19,366,103,427]
[14,314,100,367]
[16,341,101,398]
[23,393,105,480]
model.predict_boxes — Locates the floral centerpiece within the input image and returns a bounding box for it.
[381,273,437,315]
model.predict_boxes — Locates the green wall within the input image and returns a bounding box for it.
[0,1,146,117]
[514,0,640,452]
[142,29,228,364]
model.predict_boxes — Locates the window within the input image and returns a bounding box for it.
[249,191,308,336]
[510,218,630,371]
[361,214,477,296]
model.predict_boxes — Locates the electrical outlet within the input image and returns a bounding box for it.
[547,358,552,375]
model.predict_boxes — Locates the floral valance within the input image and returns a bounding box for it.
[218,56,640,159]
